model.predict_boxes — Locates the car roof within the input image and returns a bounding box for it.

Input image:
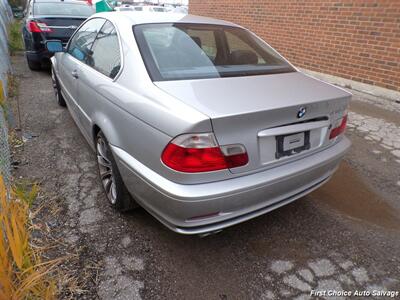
[96,12,241,28]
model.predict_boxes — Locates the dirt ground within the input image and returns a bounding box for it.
[9,53,400,299]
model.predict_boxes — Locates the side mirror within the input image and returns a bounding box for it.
[46,40,64,53]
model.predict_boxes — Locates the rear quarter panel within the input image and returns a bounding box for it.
[79,68,233,184]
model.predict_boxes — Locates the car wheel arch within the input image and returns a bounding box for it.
[50,57,57,71]
[92,124,101,146]
[91,114,122,150]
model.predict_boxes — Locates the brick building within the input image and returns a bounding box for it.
[190,1,400,94]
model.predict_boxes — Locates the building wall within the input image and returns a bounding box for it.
[190,0,400,92]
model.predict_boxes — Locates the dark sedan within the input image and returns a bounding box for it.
[22,0,94,70]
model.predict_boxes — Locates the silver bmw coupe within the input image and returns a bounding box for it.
[48,12,351,234]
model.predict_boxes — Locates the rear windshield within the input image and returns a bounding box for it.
[134,23,295,81]
[34,3,94,16]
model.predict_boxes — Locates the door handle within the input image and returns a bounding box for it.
[71,70,79,79]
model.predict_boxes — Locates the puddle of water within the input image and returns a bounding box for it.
[309,162,400,230]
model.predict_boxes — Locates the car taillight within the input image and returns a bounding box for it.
[28,21,52,33]
[161,133,248,173]
[329,115,347,139]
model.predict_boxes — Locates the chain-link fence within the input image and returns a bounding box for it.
[0,106,10,187]
[0,0,13,187]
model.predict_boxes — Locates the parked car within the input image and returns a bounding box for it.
[47,12,351,235]
[163,5,175,12]
[114,4,134,11]
[11,6,24,19]
[130,5,168,12]
[22,0,94,70]
[173,6,188,14]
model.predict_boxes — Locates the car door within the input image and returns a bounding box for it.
[77,20,122,140]
[58,18,106,131]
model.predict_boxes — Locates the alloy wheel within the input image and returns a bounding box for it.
[97,136,117,204]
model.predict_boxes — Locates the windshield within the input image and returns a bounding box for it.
[134,23,295,81]
[34,3,94,16]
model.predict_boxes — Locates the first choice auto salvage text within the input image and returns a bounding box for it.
[310,290,399,298]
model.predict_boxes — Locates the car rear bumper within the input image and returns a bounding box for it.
[112,136,351,235]
[26,50,52,64]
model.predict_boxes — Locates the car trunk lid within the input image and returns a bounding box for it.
[155,71,351,174]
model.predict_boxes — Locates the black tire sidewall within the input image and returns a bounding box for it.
[51,68,66,107]
[27,57,41,70]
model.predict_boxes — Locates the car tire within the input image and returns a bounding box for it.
[96,131,138,211]
[27,57,41,71]
[51,67,66,107]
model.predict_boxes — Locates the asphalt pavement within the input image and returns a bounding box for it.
[10,54,400,300]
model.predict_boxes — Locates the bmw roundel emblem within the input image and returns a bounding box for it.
[297,107,307,119]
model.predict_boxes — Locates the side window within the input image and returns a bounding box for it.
[67,18,105,63]
[187,29,217,61]
[90,21,121,79]
[225,31,266,64]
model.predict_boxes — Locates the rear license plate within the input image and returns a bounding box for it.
[276,131,310,159]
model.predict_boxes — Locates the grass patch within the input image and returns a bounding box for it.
[7,72,19,99]
[14,180,39,208]
[0,176,60,299]
[8,21,24,55]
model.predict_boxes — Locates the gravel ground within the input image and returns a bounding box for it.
[10,54,400,299]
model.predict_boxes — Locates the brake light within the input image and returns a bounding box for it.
[161,133,248,173]
[220,144,249,168]
[28,21,52,33]
[329,115,347,139]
